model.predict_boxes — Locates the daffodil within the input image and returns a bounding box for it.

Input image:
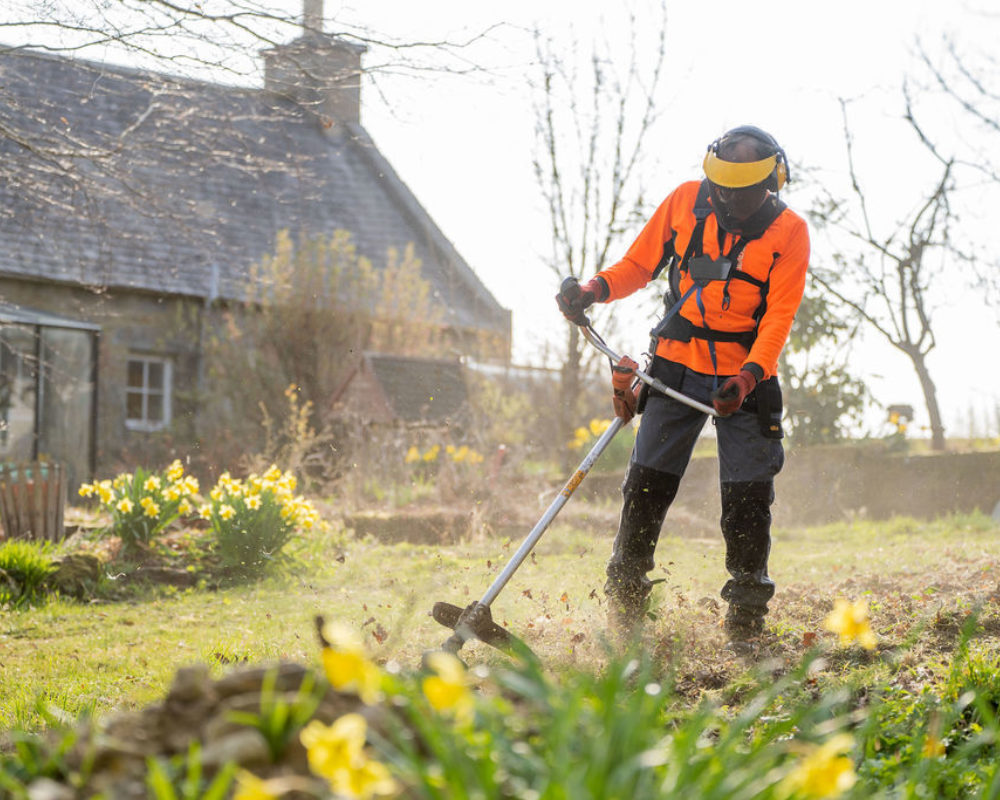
[166,459,185,482]
[246,493,262,510]
[142,499,160,518]
[78,483,95,498]
[422,651,475,722]
[178,499,192,515]
[143,475,161,492]
[164,485,181,502]
[300,715,398,800]
[219,504,236,521]
[404,445,421,463]
[116,498,134,514]
[333,756,399,799]
[824,598,878,649]
[922,736,946,758]
[320,622,383,704]
[779,734,856,799]
[232,770,280,800]
[589,418,610,437]
[198,504,213,519]
[263,464,282,482]
[301,713,366,780]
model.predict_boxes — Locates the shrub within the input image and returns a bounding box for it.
[199,465,320,574]
[0,540,56,609]
[79,459,199,556]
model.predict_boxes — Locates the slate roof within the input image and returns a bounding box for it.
[366,352,468,424]
[0,46,509,338]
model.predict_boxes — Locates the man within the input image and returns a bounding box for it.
[556,125,810,650]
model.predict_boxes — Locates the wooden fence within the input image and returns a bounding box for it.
[0,461,66,542]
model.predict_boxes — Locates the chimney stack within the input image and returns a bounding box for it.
[262,0,366,126]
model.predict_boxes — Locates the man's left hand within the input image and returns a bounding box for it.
[612,355,640,423]
[712,369,758,416]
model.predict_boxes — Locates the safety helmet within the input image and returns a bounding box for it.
[702,125,789,191]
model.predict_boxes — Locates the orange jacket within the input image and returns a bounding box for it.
[596,180,809,379]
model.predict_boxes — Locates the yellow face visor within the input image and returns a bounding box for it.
[702,151,778,189]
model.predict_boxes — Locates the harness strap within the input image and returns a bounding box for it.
[652,181,784,369]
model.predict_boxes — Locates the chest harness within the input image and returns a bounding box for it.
[649,179,785,382]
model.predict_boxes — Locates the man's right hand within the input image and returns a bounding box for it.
[556,276,607,325]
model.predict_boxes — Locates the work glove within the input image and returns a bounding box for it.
[611,355,640,424]
[712,369,757,417]
[556,276,608,325]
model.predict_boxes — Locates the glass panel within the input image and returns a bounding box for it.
[147,361,164,390]
[37,328,95,489]
[127,360,145,388]
[126,391,144,420]
[0,324,37,460]
[147,393,164,422]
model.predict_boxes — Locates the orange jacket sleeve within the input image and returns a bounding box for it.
[594,182,699,300]
[744,212,810,378]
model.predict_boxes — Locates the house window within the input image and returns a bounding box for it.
[125,356,171,431]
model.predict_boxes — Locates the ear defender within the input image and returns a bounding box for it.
[703,125,789,191]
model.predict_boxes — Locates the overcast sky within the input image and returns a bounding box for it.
[334,0,999,438]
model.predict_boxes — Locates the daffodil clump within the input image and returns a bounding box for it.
[404,442,486,467]
[200,465,320,573]
[78,459,198,554]
[568,418,612,451]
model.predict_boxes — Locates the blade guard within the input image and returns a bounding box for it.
[432,601,523,655]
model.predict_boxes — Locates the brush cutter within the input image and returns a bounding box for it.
[428,316,718,662]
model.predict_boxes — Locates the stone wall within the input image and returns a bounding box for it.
[1,280,204,478]
[581,446,1000,527]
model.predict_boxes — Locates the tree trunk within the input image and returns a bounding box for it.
[906,348,947,451]
[559,324,583,470]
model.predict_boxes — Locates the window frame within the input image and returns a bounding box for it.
[124,355,172,432]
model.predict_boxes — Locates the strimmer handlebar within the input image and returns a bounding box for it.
[579,325,719,418]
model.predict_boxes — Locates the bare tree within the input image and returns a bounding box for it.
[810,99,964,451]
[908,34,1000,310]
[531,2,667,459]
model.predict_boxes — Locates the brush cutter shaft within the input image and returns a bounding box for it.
[581,327,719,417]
[480,416,624,607]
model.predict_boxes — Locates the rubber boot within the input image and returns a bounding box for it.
[719,480,776,651]
[604,463,681,641]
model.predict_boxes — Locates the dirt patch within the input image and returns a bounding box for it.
[344,508,479,544]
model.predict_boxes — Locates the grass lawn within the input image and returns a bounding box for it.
[2,505,999,732]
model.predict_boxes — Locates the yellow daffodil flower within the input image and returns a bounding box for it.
[301,713,366,780]
[219,504,236,521]
[78,483,94,498]
[178,499,192,515]
[246,493,262,510]
[922,736,946,758]
[232,770,280,800]
[779,734,856,799]
[320,622,382,704]
[143,475,161,492]
[142,500,160,518]
[300,715,398,800]
[166,459,185,482]
[116,498,134,514]
[404,445,421,463]
[422,651,475,723]
[333,756,399,800]
[198,504,213,520]
[824,598,878,650]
